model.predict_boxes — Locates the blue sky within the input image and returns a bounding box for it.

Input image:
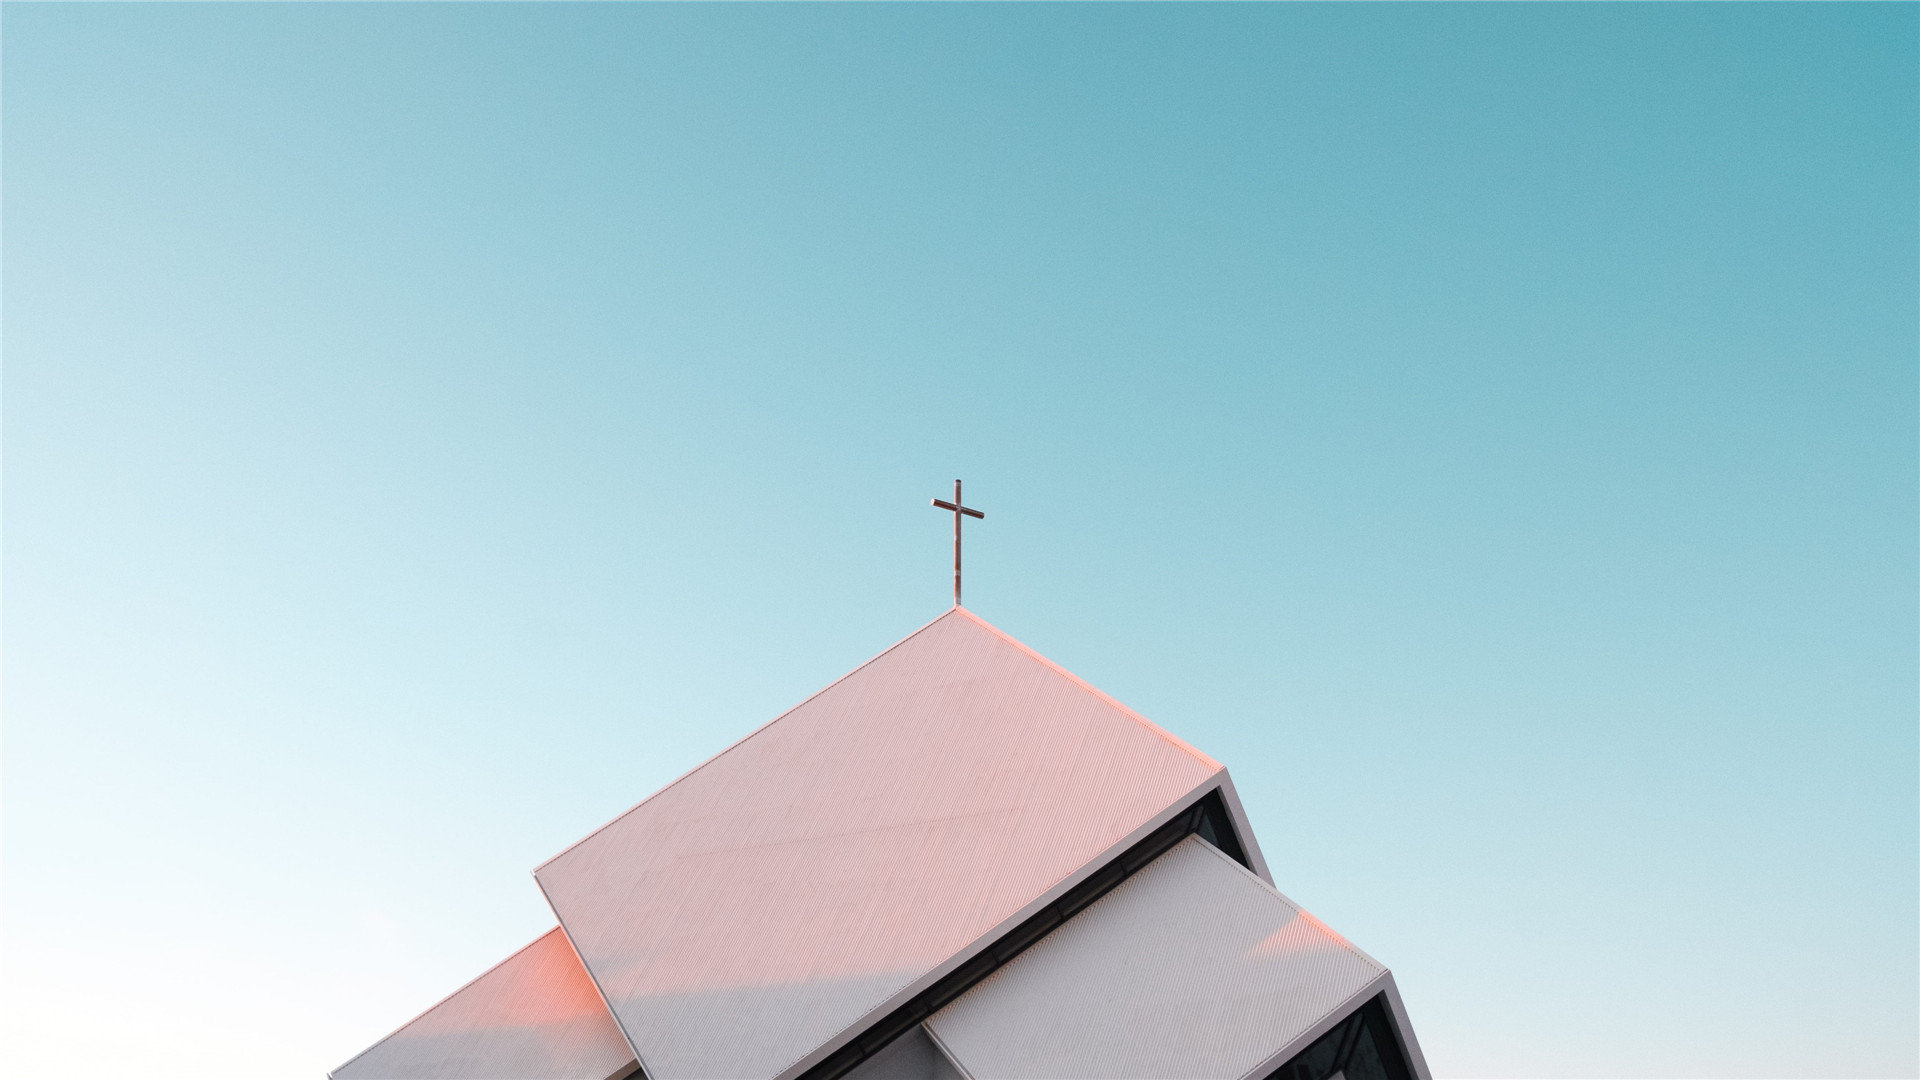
[3,5,1913,1078]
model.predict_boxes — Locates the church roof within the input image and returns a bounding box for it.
[925,835,1393,1080]
[533,607,1238,1080]
[330,927,636,1080]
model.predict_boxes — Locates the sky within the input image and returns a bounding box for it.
[2,5,1914,1078]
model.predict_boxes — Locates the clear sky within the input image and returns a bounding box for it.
[2,5,1913,1078]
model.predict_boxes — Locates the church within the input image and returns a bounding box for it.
[332,603,1430,1080]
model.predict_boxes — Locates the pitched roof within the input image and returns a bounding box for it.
[331,927,636,1080]
[534,607,1226,1080]
[925,835,1389,1080]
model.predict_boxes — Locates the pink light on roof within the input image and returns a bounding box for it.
[535,608,1227,1080]
[331,927,635,1080]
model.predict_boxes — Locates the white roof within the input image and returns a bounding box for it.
[534,608,1230,1080]
[331,927,636,1080]
[925,836,1387,1080]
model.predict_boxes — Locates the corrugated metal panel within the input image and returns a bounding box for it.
[925,836,1387,1080]
[332,927,637,1080]
[535,608,1223,1080]
[840,1026,961,1080]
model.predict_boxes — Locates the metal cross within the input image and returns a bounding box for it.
[930,479,984,607]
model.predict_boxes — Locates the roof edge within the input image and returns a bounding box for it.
[1233,971,1400,1080]
[533,607,971,876]
[329,926,605,1079]
[1189,837,1387,976]
[949,606,1221,773]
[542,875,651,1078]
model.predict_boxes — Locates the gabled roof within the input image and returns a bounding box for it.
[925,835,1395,1080]
[331,927,636,1080]
[534,607,1230,1080]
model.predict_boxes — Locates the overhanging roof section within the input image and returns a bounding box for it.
[925,836,1395,1080]
[331,927,636,1080]
[534,607,1227,1080]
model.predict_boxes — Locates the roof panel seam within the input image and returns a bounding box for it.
[537,874,653,1080]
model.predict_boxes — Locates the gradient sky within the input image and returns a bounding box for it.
[3,5,1914,1078]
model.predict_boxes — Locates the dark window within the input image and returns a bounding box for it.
[1262,994,1415,1080]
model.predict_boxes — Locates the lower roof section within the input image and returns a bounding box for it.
[331,928,637,1080]
[925,836,1393,1080]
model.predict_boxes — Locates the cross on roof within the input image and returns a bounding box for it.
[931,480,984,608]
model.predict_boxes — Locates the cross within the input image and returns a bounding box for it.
[930,479,984,608]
